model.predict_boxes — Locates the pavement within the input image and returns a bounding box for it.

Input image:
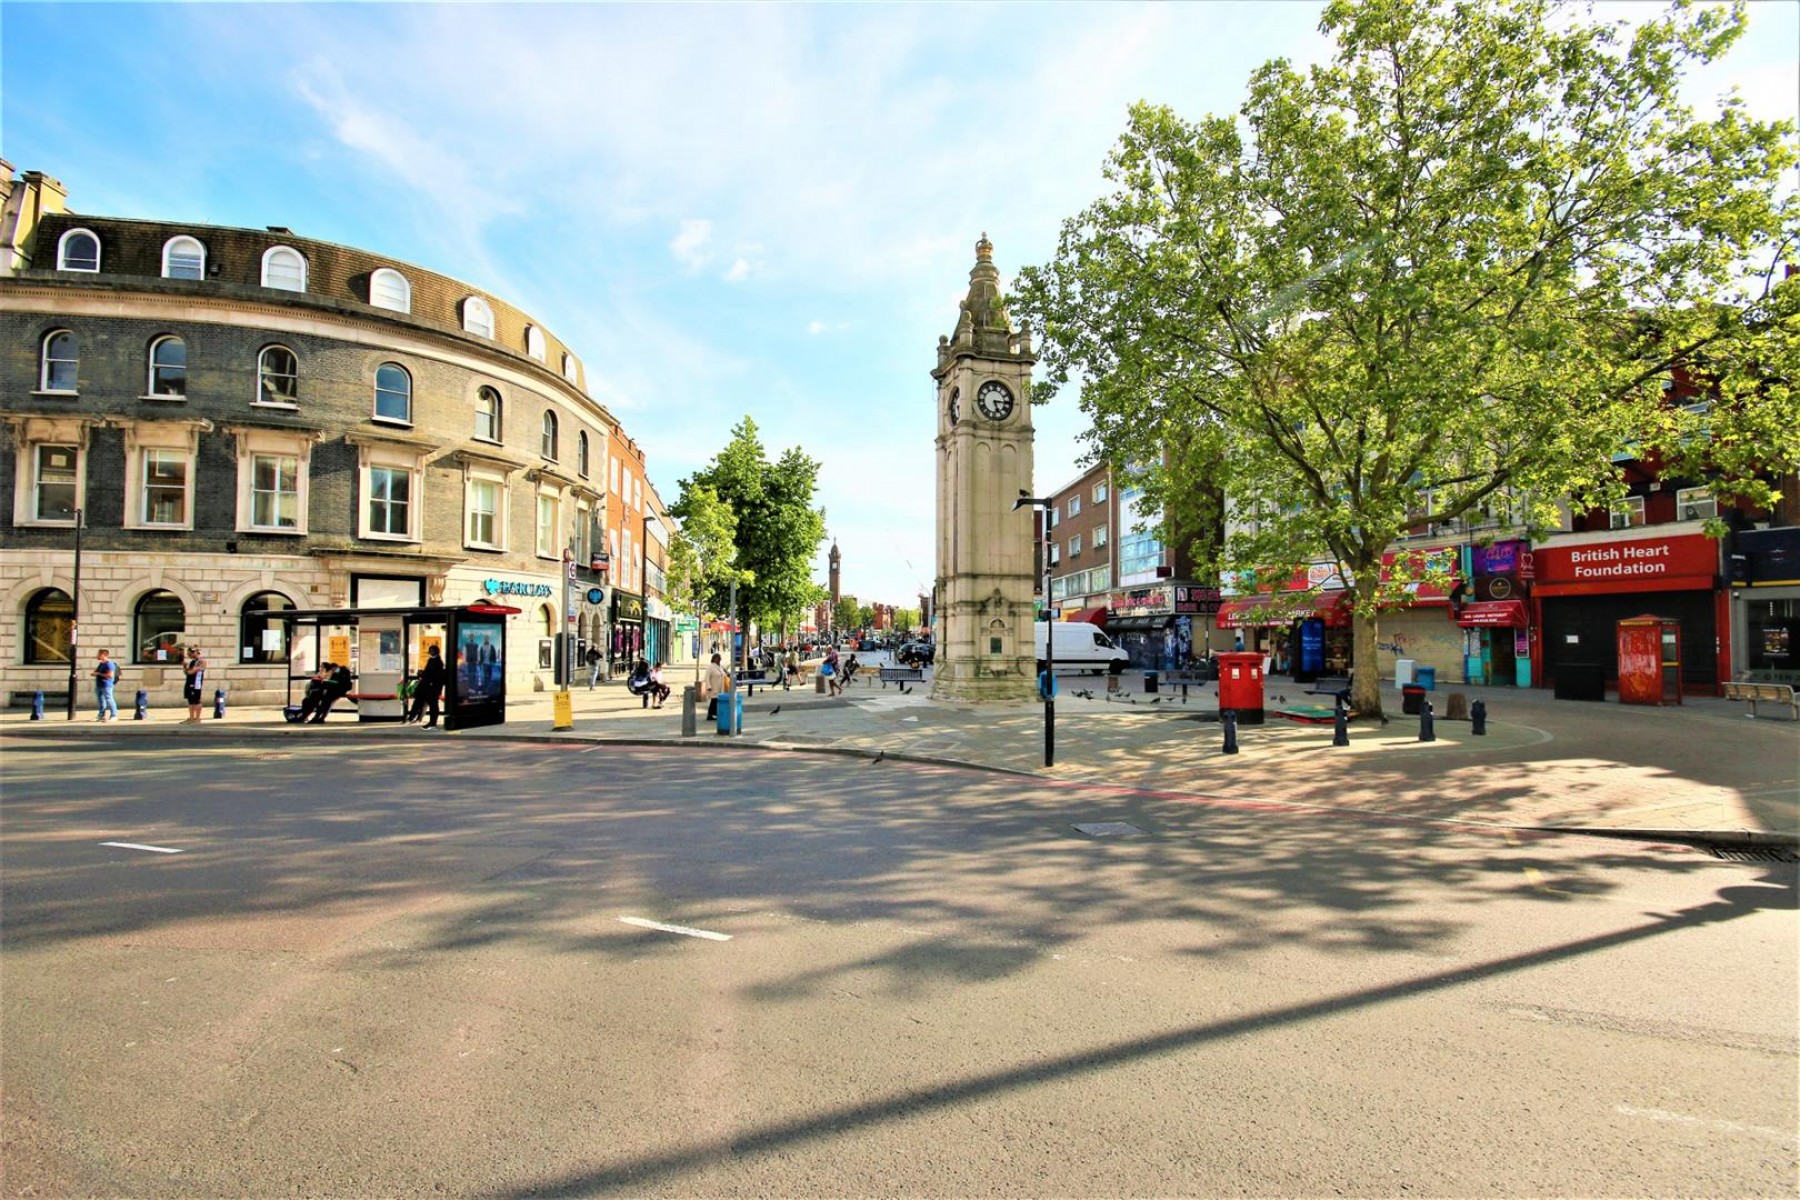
[7,667,1797,847]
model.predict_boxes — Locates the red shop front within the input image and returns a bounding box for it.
[1530,531,1727,696]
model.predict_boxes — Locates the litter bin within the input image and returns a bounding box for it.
[1415,665,1437,690]
[1144,670,1159,695]
[1395,658,1416,688]
[715,690,743,735]
[1402,684,1427,715]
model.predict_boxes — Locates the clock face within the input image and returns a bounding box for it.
[976,381,1014,422]
[948,388,960,425]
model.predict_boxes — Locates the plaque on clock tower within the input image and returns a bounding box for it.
[931,234,1038,703]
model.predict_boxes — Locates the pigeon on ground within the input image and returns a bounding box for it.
[870,750,885,764]
[1151,697,1162,704]
[770,706,781,716]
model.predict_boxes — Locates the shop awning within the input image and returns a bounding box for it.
[1063,607,1109,626]
[1456,599,1527,628]
[1108,614,1174,634]
[1216,591,1351,629]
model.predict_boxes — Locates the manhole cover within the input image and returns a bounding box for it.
[1074,822,1145,837]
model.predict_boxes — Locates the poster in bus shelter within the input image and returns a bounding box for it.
[456,620,506,705]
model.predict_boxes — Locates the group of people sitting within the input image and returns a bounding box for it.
[294,661,354,724]
[625,658,672,708]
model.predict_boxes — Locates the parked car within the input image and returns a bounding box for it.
[897,640,935,666]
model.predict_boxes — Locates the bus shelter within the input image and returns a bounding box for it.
[276,602,521,730]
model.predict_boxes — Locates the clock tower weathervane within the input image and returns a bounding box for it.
[931,234,1038,703]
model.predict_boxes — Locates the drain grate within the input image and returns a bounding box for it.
[1705,845,1799,863]
[1074,821,1146,838]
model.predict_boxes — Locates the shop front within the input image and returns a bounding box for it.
[1217,590,1352,677]
[1531,530,1726,695]
[1107,585,1220,668]
[1728,525,1800,684]
[644,596,673,669]
[610,590,645,669]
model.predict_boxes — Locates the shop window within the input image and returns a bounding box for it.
[162,235,205,280]
[538,604,555,669]
[240,592,294,663]
[257,345,299,406]
[147,335,186,397]
[23,588,73,664]
[40,330,78,392]
[134,590,187,663]
[58,228,100,272]
[261,245,307,292]
[475,387,503,442]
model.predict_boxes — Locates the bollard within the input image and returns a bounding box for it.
[30,690,44,720]
[1419,698,1436,742]
[1470,698,1487,736]
[1332,692,1350,747]
[134,689,149,720]
[213,688,227,719]
[1222,708,1239,755]
[681,685,697,738]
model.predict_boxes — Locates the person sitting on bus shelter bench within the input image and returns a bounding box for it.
[308,662,355,724]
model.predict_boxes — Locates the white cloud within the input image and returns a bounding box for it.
[670,219,714,271]
[807,320,826,335]
[723,257,751,283]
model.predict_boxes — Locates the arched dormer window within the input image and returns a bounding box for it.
[162,235,206,280]
[525,325,546,362]
[462,296,495,338]
[562,353,580,385]
[541,410,559,460]
[369,268,411,314]
[262,245,307,291]
[57,229,101,272]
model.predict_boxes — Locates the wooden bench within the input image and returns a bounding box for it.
[1722,680,1798,720]
[879,665,925,688]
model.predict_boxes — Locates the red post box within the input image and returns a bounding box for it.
[1215,650,1266,725]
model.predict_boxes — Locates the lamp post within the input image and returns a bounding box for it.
[65,507,83,721]
[1014,492,1055,767]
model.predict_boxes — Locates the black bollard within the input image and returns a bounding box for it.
[30,690,44,720]
[1470,698,1487,736]
[1222,708,1240,755]
[134,689,149,720]
[1419,698,1436,742]
[213,688,227,719]
[1332,692,1350,747]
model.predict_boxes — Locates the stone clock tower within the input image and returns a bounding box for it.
[932,234,1038,703]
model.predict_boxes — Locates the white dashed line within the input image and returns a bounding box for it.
[1617,1105,1799,1145]
[618,916,731,941]
[99,841,184,854]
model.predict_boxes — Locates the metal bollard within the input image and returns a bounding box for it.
[1222,709,1239,755]
[30,690,44,720]
[681,685,697,738]
[134,689,148,720]
[1332,693,1350,747]
[1470,698,1487,736]
[1419,698,1436,742]
[213,688,227,719]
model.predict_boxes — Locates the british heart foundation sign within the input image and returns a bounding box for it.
[1534,533,1717,590]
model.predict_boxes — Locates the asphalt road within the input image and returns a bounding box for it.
[2,734,1795,1198]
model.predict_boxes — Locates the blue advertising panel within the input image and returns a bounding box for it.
[1299,618,1326,675]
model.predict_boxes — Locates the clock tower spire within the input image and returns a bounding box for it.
[931,234,1038,703]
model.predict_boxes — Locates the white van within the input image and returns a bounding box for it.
[1035,621,1130,674]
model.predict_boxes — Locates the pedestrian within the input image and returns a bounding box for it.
[649,661,671,709]
[182,644,207,723]
[704,652,730,720]
[408,644,448,728]
[92,648,119,722]
[824,645,842,696]
[585,645,602,689]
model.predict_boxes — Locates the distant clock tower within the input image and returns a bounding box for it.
[829,541,841,608]
[932,234,1038,703]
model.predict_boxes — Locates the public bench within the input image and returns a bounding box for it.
[1306,675,1353,701]
[878,665,925,688]
[1722,680,1799,720]
[733,669,781,696]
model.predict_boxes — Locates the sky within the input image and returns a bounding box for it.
[3,1,1795,610]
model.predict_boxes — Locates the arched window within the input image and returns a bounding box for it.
[525,325,546,361]
[134,590,186,663]
[562,353,579,385]
[57,228,100,272]
[162,235,205,280]
[258,345,298,405]
[262,245,307,291]
[374,362,412,423]
[463,296,495,337]
[23,588,73,664]
[577,430,590,477]
[541,410,559,460]
[40,329,78,392]
[240,591,294,664]
[475,386,503,442]
[369,268,411,313]
[148,335,187,397]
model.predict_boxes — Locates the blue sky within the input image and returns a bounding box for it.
[3,1,1795,608]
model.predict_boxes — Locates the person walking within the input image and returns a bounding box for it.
[182,645,207,723]
[409,644,448,728]
[824,645,842,696]
[585,645,602,689]
[92,648,120,722]
[704,652,730,721]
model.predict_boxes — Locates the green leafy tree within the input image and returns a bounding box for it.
[682,418,830,648]
[1016,0,1798,715]
[667,483,749,680]
[832,595,861,637]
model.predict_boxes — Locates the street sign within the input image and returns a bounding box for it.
[586,587,605,605]
[565,560,578,582]
[591,553,611,572]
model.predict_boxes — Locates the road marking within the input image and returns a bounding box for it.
[99,841,183,854]
[1616,1105,1799,1146]
[618,916,731,941]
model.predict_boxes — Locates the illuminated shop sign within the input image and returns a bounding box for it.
[483,578,554,599]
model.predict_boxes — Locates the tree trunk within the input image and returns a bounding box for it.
[1350,574,1384,718]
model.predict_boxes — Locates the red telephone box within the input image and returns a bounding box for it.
[1215,650,1267,725]
[1616,614,1681,706]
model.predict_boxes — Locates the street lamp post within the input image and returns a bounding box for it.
[65,507,83,721]
[1014,493,1055,767]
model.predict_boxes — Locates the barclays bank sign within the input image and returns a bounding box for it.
[483,578,554,599]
